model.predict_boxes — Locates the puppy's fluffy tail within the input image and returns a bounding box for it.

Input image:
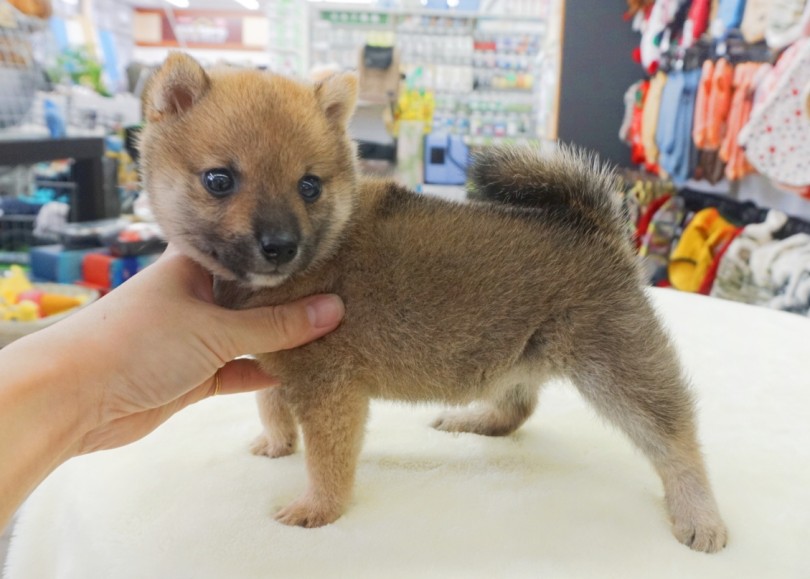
[468,144,624,234]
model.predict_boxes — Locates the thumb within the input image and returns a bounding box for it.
[216,294,345,358]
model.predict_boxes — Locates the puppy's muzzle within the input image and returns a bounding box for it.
[258,231,298,266]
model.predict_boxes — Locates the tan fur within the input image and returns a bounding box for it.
[139,53,727,552]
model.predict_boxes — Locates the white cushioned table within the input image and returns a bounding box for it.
[4,288,810,578]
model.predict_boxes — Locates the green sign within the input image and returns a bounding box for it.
[320,11,390,26]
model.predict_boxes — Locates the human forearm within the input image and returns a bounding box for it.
[0,334,91,530]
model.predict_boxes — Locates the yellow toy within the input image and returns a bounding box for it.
[0,266,85,321]
[0,266,32,304]
[3,301,39,322]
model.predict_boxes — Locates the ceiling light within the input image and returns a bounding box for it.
[164,0,189,7]
[232,0,260,9]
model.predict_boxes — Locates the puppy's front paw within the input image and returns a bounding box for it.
[250,434,296,459]
[275,495,342,528]
[673,518,728,553]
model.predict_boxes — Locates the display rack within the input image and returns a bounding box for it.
[0,137,108,222]
[266,0,308,77]
[308,1,561,144]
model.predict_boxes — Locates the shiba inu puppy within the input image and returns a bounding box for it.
[139,53,727,552]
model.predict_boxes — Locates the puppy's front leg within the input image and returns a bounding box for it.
[251,387,298,458]
[275,390,369,528]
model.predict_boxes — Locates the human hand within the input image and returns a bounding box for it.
[35,246,344,454]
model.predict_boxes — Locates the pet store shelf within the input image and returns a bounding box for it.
[313,5,546,21]
[0,136,108,222]
[309,0,561,143]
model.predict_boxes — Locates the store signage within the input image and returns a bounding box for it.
[172,14,237,45]
[134,8,266,50]
[319,11,390,26]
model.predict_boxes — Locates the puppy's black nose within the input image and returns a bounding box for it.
[258,232,298,265]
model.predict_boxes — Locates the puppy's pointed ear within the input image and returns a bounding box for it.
[314,72,358,129]
[142,52,210,123]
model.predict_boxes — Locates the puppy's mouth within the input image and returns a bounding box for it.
[175,233,301,289]
[244,272,291,288]
[203,245,294,288]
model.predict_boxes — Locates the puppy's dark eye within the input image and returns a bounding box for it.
[202,168,236,198]
[298,175,322,203]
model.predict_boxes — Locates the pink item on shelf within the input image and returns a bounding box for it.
[741,39,810,188]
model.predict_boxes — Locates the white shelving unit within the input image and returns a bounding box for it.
[265,0,308,76]
[307,0,562,144]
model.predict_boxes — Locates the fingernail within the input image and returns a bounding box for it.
[306,295,344,329]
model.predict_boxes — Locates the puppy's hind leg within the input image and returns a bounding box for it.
[432,382,539,436]
[571,316,727,553]
[251,387,298,458]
